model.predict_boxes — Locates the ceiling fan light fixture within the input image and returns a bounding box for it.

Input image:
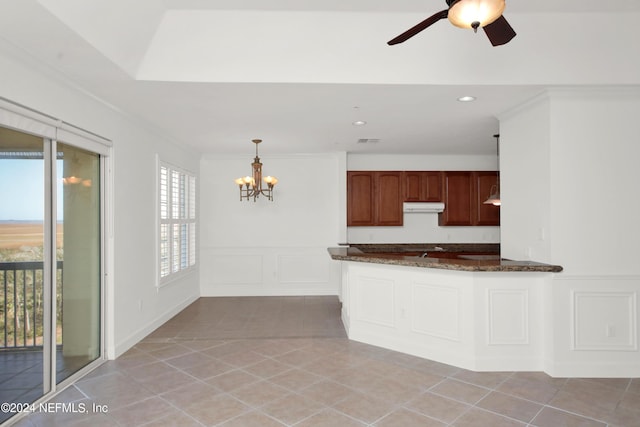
[447,0,505,30]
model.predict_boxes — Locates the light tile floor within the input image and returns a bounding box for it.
[0,348,97,424]
[10,296,640,427]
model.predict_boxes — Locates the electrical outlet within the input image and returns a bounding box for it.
[606,324,616,338]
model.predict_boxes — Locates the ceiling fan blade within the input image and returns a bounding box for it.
[483,15,516,46]
[387,9,448,45]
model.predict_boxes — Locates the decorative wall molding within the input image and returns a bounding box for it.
[555,275,640,281]
[571,290,638,351]
[354,275,396,328]
[340,264,640,377]
[199,246,340,296]
[278,254,331,284]
[209,254,264,285]
[487,289,529,345]
[411,283,460,342]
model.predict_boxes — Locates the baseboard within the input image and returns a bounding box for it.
[112,294,199,359]
[347,327,475,371]
[200,285,339,297]
[543,360,640,378]
[341,308,350,336]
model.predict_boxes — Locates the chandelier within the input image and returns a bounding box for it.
[234,139,278,201]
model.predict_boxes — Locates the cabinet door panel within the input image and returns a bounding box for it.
[376,172,403,226]
[403,171,442,202]
[404,172,422,201]
[475,172,500,225]
[347,172,375,226]
[423,171,443,202]
[440,172,474,225]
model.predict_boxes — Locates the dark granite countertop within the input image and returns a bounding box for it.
[346,243,500,254]
[328,244,563,273]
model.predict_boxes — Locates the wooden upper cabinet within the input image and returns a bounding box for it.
[439,171,500,226]
[475,171,500,226]
[403,171,442,202]
[376,172,403,226]
[347,171,375,226]
[348,170,498,227]
[439,172,475,226]
[347,171,403,226]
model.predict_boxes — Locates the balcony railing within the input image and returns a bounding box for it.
[0,261,63,349]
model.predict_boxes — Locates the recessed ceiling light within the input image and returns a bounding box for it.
[457,96,476,102]
[352,120,367,126]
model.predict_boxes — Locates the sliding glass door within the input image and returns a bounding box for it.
[0,127,47,422]
[56,142,102,383]
[0,125,104,423]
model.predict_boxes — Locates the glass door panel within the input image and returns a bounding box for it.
[56,142,101,383]
[0,127,46,423]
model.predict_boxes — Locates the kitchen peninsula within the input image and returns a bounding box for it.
[329,244,564,374]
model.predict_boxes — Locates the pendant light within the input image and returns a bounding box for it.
[484,134,501,206]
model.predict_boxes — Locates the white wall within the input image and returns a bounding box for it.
[0,39,201,359]
[501,88,640,274]
[200,152,345,296]
[499,95,552,262]
[548,89,640,275]
[500,88,640,377]
[347,153,501,244]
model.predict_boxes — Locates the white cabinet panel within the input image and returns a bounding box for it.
[412,284,460,341]
[342,265,640,376]
[355,276,395,327]
[488,289,529,345]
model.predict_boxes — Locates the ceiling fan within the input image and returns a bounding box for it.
[388,0,516,47]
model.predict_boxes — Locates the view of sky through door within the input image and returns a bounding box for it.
[0,127,49,423]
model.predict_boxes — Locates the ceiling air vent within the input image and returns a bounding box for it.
[357,138,380,144]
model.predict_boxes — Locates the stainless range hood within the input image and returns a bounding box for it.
[402,202,445,213]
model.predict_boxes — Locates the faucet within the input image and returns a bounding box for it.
[422,246,445,257]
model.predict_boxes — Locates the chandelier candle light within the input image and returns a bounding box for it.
[234,139,278,201]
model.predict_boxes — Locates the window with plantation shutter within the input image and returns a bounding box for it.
[158,160,196,286]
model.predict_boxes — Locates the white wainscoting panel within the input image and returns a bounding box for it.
[200,247,340,296]
[209,254,263,284]
[411,283,460,341]
[355,276,396,328]
[572,291,638,351]
[487,289,529,345]
[278,254,331,284]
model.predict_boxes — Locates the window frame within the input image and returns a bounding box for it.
[157,157,197,287]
